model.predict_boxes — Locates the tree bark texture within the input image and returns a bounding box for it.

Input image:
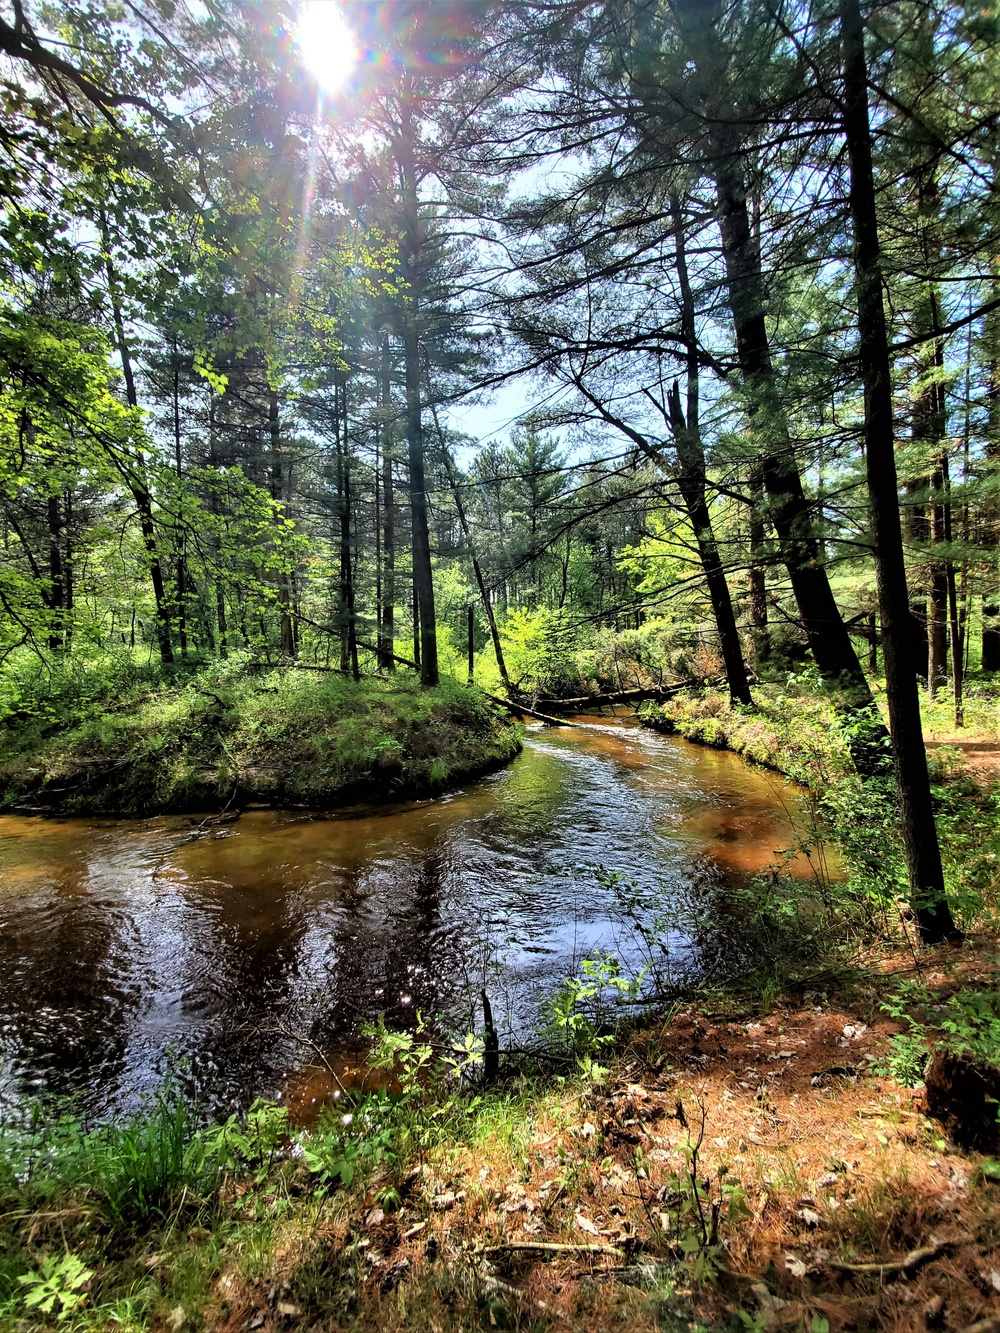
[671,0,877,727]
[840,0,959,942]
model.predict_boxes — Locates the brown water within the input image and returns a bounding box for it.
[0,718,828,1117]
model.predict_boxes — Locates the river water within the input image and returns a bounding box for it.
[0,718,828,1117]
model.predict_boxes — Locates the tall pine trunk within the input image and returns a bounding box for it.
[671,198,751,706]
[172,345,188,658]
[208,392,228,660]
[672,0,881,768]
[399,92,438,686]
[269,388,296,658]
[435,414,512,692]
[748,466,769,663]
[840,0,959,943]
[379,334,396,672]
[335,375,359,681]
[102,217,173,666]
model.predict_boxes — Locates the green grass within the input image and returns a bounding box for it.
[0,655,521,814]
[0,1059,562,1333]
[641,680,1000,939]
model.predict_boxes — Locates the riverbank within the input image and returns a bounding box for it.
[0,666,521,815]
[638,684,851,789]
[4,679,1000,1330]
[639,677,1000,791]
[3,937,1000,1333]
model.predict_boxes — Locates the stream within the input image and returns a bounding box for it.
[0,717,830,1118]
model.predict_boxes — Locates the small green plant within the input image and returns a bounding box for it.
[880,1031,931,1086]
[94,1080,224,1224]
[878,983,1000,1086]
[18,1253,93,1320]
[201,1098,291,1183]
[938,988,1000,1065]
[651,1100,750,1285]
[542,952,645,1055]
[300,1127,365,1189]
[363,1013,436,1094]
[300,1092,397,1191]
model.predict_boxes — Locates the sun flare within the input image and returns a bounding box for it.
[296,1,358,94]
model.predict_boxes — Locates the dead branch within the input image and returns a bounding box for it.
[475,1240,625,1260]
[483,694,577,727]
[827,1237,954,1278]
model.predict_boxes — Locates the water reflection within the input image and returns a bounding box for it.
[0,719,826,1115]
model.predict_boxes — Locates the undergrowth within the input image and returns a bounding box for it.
[0,654,521,814]
[5,674,1000,1328]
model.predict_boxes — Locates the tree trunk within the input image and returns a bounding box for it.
[670,198,752,707]
[840,0,959,943]
[46,491,64,653]
[944,462,964,726]
[673,1,879,751]
[927,471,949,696]
[927,570,948,691]
[712,154,873,705]
[336,375,359,681]
[984,605,1000,670]
[269,388,296,658]
[172,344,187,658]
[63,488,73,652]
[948,562,964,728]
[399,91,438,686]
[208,393,228,660]
[379,334,396,672]
[102,216,173,666]
[436,420,512,692]
[748,466,769,663]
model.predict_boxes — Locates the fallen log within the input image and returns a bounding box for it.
[483,694,577,727]
[534,681,698,712]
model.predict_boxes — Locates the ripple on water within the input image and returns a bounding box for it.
[0,720,831,1116]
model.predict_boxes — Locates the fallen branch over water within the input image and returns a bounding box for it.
[483,694,577,727]
[534,680,699,711]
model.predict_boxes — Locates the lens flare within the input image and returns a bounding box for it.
[296,2,358,94]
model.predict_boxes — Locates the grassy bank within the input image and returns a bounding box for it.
[0,658,521,815]
[639,680,1000,943]
[638,683,852,789]
[639,675,1000,791]
[4,942,1000,1333]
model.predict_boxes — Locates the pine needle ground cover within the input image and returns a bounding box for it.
[4,948,1000,1333]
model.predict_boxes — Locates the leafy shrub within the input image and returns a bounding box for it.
[499,607,585,698]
